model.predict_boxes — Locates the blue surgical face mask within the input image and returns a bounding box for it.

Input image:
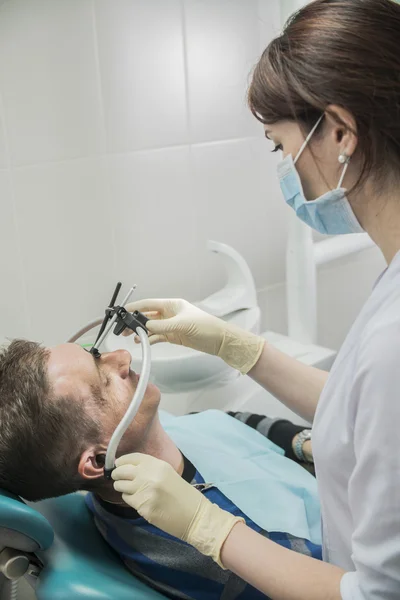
[277,115,364,235]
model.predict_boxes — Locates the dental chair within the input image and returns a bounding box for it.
[0,488,165,600]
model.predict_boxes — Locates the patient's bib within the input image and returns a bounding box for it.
[160,410,321,545]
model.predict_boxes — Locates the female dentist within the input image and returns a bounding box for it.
[112,0,400,598]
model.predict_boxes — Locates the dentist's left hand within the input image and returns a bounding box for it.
[112,453,244,568]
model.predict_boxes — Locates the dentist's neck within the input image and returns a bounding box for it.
[354,181,400,264]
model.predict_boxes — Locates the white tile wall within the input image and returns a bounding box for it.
[0,0,383,353]
[0,171,30,339]
[108,145,202,299]
[0,0,105,166]
[94,0,188,153]
[12,158,115,344]
[281,0,308,22]
[184,0,262,143]
[0,95,7,169]
[191,136,286,291]
[258,0,282,47]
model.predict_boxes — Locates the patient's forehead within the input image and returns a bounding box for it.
[47,343,96,400]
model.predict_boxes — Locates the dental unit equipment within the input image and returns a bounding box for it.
[68,282,151,479]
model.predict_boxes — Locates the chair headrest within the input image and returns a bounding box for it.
[0,489,54,551]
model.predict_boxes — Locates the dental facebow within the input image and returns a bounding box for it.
[68,282,151,479]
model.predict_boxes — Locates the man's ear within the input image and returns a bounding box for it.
[78,447,106,480]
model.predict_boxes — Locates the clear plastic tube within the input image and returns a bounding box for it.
[105,326,151,472]
[67,318,103,344]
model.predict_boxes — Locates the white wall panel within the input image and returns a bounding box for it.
[0,171,30,342]
[95,0,188,152]
[0,0,105,166]
[12,158,115,345]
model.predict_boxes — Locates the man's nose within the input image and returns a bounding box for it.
[101,349,132,378]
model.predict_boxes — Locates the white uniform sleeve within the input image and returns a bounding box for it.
[340,321,400,600]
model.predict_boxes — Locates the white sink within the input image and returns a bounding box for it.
[103,307,260,393]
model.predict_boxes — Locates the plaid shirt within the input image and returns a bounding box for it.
[86,455,322,600]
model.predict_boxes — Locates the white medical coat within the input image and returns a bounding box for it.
[313,251,400,599]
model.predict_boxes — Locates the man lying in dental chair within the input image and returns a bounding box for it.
[0,340,320,600]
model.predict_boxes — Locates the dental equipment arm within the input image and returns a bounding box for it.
[112,453,344,600]
[124,298,327,421]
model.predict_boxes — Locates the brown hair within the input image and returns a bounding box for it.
[0,340,101,501]
[249,0,400,189]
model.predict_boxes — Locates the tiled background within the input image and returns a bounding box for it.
[0,0,385,350]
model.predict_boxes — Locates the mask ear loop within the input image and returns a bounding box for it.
[337,157,350,189]
[294,114,325,165]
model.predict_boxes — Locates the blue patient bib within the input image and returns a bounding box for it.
[160,410,321,545]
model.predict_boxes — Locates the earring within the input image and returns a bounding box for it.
[338,153,349,164]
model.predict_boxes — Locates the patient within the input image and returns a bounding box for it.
[0,340,319,600]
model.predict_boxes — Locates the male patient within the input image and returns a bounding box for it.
[0,340,320,600]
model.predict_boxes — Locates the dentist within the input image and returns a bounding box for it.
[112,1,400,598]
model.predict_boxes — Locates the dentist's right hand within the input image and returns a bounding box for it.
[125,298,265,375]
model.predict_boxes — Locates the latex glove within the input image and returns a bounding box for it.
[112,453,244,568]
[125,298,265,375]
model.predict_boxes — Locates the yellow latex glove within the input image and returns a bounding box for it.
[125,298,265,375]
[112,453,244,568]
